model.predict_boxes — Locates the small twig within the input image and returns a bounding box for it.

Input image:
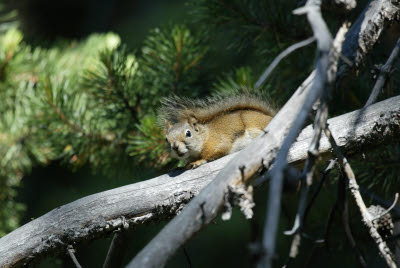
[255,36,316,89]
[364,38,400,107]
[323,201,339,252]
[303,202,338,267]
[337,171,367,267]
[183,247,193,268]
[361,188,400,220]
[324,126,397,268]
[373,193,399,221]
[338,53,353,67]
[303,159,337,224]
[103,231,130,268]
[67,245,82,268]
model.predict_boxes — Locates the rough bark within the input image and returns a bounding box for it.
[337,0,400,82]
[0,95,398,267]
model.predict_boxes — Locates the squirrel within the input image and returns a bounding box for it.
[158,93,276,169]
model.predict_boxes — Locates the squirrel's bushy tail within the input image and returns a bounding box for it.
[158,91,276,128]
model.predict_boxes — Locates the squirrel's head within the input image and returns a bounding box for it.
[165,115,203,160]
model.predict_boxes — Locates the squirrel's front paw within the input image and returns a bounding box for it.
[186,159,207,169]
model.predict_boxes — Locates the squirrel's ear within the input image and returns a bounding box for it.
[188,114,199,131]
[165,120,171,130]
[188,114,198,125]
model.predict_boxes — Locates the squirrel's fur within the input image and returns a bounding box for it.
[159,93,276,169]
[158,93,275,125]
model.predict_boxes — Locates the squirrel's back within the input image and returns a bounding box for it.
[158,93,276,126]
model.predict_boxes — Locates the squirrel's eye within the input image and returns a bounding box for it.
[186,130,191,137]
[165,138,169,143]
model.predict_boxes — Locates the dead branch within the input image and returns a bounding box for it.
[337,0,400,84]
[324,126,397,267]
[254,36,316,89]
[103,228,131,268]
[365,38,400,107]
[361,188,400,220]
[67,245,83,268]
[337,171,367,267]
[303,159,337,225]
[260,1,334,265]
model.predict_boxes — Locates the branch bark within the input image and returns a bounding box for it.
[337,0,400,83]
[365,37,400,107]
[0,95,398,267]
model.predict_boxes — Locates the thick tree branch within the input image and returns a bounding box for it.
[337,0,400,83]
[0,95,399,267]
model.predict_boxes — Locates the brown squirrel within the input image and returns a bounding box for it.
[158,93,275,169]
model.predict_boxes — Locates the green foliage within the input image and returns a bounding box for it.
[128,115,174,167]
[190,0,310,52]
[83,47,141,129]
[140,24,209,100]
[0,30,128,234]
[353,143,400,196]
[0,0,17,33]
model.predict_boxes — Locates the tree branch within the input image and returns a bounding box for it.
[324,126,397,267]
[260,1,334,265]
[0,95,399,267]
[364,37,400,107]
[337,0,400,84]
[103,227,131,268]
[254,36,316,89]
[67,245,83,268]
[337,171,367,267]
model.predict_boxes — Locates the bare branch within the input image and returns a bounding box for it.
[337,171,367,267]
[373,193,399,221]
[324,126,397,267]
[284,21,349,238]
[303,159,337,224]
[183,247,193,268]
[365,38,400,107]
[361,188,400,220]
[67,246,83,268]
[337,0,400,84]
[260,1,333,266]
[254,36,316,89]
[103,230,130,268]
